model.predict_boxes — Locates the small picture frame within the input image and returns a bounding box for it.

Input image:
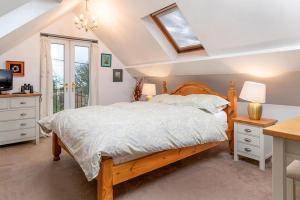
[6,61,24,77]
[101,53,112,67]
[113,69,123,82]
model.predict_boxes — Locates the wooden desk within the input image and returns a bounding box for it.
[264,116,300,200]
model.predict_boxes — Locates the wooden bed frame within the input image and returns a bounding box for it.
[52,81,237,200]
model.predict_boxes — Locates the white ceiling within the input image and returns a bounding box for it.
[0,0,63,17]
[0,0,32,16]
[2,0,300,77]
[0,0,80,55]
[86,0,300,67]
[125,47,300,78]
[86,0,176,66]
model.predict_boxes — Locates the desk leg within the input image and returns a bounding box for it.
[272,137,286,200]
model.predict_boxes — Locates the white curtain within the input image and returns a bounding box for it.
[89,43,100,105]
[40,36,53,118]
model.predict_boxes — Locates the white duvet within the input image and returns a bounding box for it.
[39,102,228,181]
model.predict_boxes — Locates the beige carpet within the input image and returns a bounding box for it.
[0,137,278,200]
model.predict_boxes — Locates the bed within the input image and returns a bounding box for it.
[45,81,237,200]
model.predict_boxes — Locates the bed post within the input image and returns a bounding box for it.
[161,81,168,94]
[227,81,237,153]
[52,132,61,161]
[97,157,113,200]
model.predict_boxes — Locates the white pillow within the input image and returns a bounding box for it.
[150,94,185,104]
[150,94,229,113]
[184,94,229,113]
[150,94,171,102]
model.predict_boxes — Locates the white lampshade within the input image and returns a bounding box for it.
[142,84,156,96]
[240,81,266,103]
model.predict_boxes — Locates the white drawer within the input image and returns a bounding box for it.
[238,143,260,157]
[238,133,260,147]
[0,119,36,132]
[237,124,260,137]
[0,109,35,121]
[0,128,35,142]
[0,99,9,110]
[10,97,36,108]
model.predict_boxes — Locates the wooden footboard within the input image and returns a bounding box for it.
[52,132,223,200]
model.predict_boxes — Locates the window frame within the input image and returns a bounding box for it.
[150,3,204,53]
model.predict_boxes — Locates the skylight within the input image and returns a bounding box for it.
[151,4,203,53]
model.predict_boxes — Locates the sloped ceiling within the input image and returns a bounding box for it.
[0,0,80,55]
[0,0,32,16]
[86,0,176,66]
[2,0,300,77]
[126,47,300,78]
[86,0,300,67]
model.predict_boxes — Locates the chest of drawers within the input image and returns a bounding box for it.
[233,116,277,171]
[0,93,41,145]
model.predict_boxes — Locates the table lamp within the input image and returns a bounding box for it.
[142,83,156,101]
[239,81,266,120]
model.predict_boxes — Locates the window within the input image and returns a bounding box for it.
[74,45,89,109]
[151,4,203,53]
[51,40,90,113]
[51,43,65,113]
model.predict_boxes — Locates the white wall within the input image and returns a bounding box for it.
[238,102,300,122]
[0,34,40,92]
[0,12,135,105]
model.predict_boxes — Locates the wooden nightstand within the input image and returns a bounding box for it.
[233,116,277,170]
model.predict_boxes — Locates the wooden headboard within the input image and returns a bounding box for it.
[161,81,237,153]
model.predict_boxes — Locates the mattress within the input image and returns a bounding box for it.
[39,102,228,181]
[113,111,228,165]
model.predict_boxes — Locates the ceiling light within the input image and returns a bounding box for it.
[74,0,98,32]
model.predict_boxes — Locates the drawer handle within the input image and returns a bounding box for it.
[20,123,27,127]
[244,148,252,152]
[244,138,252,143]
[244,128,252,133]
[20,102,26,105]
[20,133,27,136]
[20,113,27,117]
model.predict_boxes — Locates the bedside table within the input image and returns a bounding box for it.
[233,116,277,170]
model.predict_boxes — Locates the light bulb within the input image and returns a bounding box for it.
[79,14,84,20]
[74,16,79,23]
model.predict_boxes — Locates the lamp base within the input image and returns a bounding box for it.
[247,102,263,120]
[145,95,153,101]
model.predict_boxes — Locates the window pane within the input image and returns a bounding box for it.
[74,46,89,108]
[51,43,65,113]
[75,46,89,64]
[158,9,201,48]
[51,44,64,60]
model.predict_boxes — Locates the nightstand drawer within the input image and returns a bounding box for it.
[238,134,260,146]
[237,124,260,137]
[238,143,260,157]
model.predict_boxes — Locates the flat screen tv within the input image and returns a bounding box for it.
[0,69,13,94]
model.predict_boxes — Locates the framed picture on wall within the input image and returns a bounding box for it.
[6,61,25,77]
[113,69,123,82]
[101,53,112,67]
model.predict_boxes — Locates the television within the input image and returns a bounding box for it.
[0,69,13,94]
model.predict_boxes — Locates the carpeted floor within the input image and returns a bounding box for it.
[0,137,280,200]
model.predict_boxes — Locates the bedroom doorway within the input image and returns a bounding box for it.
[50,39,90,113]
